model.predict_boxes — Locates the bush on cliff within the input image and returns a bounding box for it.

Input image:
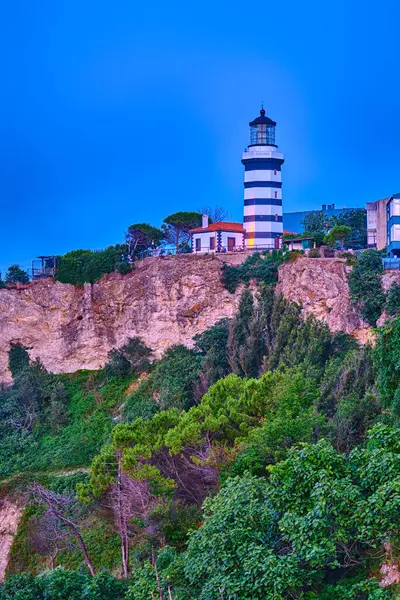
[348,249,385,326]
[105,337,152,380]
[220,251,285,293]
[386,282,400,317]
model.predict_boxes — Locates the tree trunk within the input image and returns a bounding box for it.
[152,551,165,600]
[59,516,96,576]
[117,454,130,578]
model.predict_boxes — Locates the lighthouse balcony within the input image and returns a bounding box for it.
[242,147,284,161]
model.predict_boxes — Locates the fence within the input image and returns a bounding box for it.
[192,244,280,254]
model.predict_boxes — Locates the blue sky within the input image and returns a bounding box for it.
[1,0,399,271]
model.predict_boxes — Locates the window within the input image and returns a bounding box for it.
[274,169,277,175]
[391,224,400,242]
[195,238,201,251]
[274,191,278,198]
[275,213,278,221]
[390,199,400,217]
[210,237,215,250]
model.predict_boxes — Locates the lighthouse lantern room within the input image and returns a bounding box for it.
[242,107,284,249]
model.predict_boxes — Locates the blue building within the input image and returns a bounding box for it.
[242,108,284,249]
[386,193,400,257]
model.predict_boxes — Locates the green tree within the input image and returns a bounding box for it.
[184,430,400,600]
[193,318,231,385]
[374,316,400,420]
[386,282,400,316]
[8,343,30,377]
[348,250,385,326]
[161,212,202,252]
[324,225,352,249]
[0,569,127,600]
[227,289,260,378]
[330,208,367,248]
[301,210,329,246]
[150,345,202,410]
[5,264,29,285]
[126,223,163,257]
[123,345,203,421]
[56,245,131,285]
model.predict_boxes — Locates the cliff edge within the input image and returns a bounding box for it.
[0,255,370,383]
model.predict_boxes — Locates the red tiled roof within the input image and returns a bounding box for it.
[190,221,245,234]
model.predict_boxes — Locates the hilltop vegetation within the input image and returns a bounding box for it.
[3,252,400,598]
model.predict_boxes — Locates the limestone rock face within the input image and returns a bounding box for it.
[0,254,373,384]
[276,258,371,341]
[0,255,242,383]
[381,270,400,293]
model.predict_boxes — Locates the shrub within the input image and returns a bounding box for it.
[8,343,30,378]
[221,252,284,293]
[348,250,385,326]
[105,337,152,379]
[374,316,400,420]
[308,248,320,258]
[339,251,357,266]
[386,282,400,316]
[193,318,231,385]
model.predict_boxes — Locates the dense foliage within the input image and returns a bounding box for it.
[4,264,30,285]
[220,250,287,292]
[348,249,386,326]
[161,212,202,253]
[302,208,367,248]
[3,274,400,597]
[105,337,152,380]
[386,282,400,317]
[126,223,164,257]
[55,245,133,285]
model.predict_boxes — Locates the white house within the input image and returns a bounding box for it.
[190,215,245,253]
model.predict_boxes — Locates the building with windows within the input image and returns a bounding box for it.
[386,193,400,257]
[366,197,390,250]
[190,215,245,253]
[242,108,284,249]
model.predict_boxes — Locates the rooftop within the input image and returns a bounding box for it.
[190,221,245,234]
[249,108,276,127]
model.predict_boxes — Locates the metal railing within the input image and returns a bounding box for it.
[382,258,400,270]
[192,244,280,254]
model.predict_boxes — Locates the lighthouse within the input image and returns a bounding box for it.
[242,108,284,249]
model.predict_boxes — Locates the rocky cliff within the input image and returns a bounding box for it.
[0,255,243,383]
[0,255,370,383]
[276,257,371,343]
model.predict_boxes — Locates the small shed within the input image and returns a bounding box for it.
[284,237,315,252]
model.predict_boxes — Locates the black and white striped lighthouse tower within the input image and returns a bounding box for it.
[242,107,284,249]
